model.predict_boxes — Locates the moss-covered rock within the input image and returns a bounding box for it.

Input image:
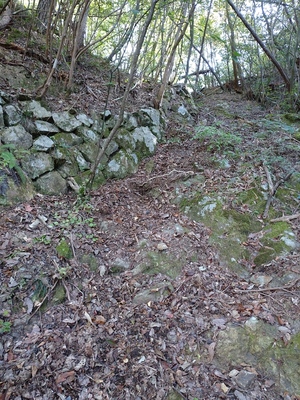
[133,250,185,278]
[52,284,66,304]
[215,318,300,395]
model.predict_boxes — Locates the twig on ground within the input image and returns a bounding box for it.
[235,277,300,293]
[263,162,274,195]
[262,169,293,219]
[140,169,195,187]
[270,213,300,222]
[69,233,77,260]
[62,279,71,302]
[28,279,58,321]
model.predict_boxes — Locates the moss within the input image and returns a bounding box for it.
[235,187,266,213]
[52,284,66,304]
[75,170,106,190]
[56,238,73,259]
[253,222,296,266]
[260,332,300,395]
[284,113,300,123]
[293,130,300,141]
[80,254,98,271]
[139,250,184,279]
[223,209,261,234]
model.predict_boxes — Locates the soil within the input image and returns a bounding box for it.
[1,27,300,400]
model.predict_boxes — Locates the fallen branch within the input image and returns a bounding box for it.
[141,169,195,187]
[28,279,58,321]
[0,41,49,63]
[262,169,293,219]
[270,213,300,223]
[263,162,274,195]
[235,277,300,293]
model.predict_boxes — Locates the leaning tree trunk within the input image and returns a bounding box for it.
[226,0,290,91]
[0,0,12,30]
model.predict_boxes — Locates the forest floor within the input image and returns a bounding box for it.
[1,39,300,400]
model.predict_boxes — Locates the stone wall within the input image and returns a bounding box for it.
[0,92,165,205]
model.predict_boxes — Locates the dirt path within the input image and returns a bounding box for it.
[1,92,300,399]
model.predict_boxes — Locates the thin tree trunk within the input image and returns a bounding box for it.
[107,0,140,62]
[87,0,159,189]
[195,0,213,86]
[67,0,91,90]
[184,11,194,85]
[226,0,290,91]
[225,1,243,88]
[36,0,79,98]
[154,1,196,109]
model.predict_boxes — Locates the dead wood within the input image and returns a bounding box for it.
[262,168,293,219]
[0,40,49,63]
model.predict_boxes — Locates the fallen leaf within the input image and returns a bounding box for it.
[84,311,95,326]
[157,242,168,250]
[23,297,34,314]
[221,382,229,393]
[206,342,216,362]
[31,364,39,377]
[24,204,33,212]
[56,370,75,384]
[94,315,106,325]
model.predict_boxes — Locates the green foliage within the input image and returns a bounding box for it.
[0,144,18,169]
[0,144,28,184]
[193,124,242,155]
[0,319,11,334]
[33,235,52,245]
[53,208,95,228]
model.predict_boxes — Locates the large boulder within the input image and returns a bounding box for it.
[3,105,21,126]
[132,126,157,158]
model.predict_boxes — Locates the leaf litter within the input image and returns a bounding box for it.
[0,92,300,399]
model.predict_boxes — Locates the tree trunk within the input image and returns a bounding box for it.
[154,1,196,109]
[0,2,12,30]
[226,0,290,91]
[36,0,52,32]
[87,0,159,189]
[225,1,243,88]
[67,0,91,90]
[36,0,79,97]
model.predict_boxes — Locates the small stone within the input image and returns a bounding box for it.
[234,370,256,389]
[220,383,229,393]
[212,318,227,328]
[229,369,239,377]
[234,390,248,400]
[157,242,168,251]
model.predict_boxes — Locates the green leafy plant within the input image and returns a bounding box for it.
[0,144,18,169]
[53,210,96,229]
[33,235,52,245]
[0,319,11,334]
[0,144,27,183]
